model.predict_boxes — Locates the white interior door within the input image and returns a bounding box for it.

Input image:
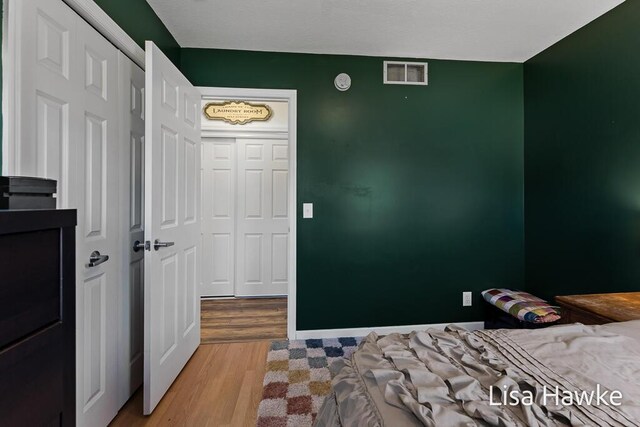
[201,138,236,296]
[144,41,202,414]
[236,138,289,296]
[117,51,145,406]
[13,1,122,425]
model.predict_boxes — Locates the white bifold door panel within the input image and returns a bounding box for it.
[201,139,236,296]
[117,52,146,406]
[10,0,144,425]
[144,41,202,414]
[236,138,289,296]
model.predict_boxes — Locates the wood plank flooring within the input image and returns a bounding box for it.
[201,298,287,344]
[110,298,287,426]
[109,341,270,427]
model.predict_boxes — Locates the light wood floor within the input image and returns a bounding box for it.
[201,297,287,344]
[110,298,286,426]
[110,341,270,427]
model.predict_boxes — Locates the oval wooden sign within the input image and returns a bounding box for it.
[203,101,273,125]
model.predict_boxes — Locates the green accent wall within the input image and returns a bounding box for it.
[93,0,179,64]
[524,1,638,301]
[181,49,525,330]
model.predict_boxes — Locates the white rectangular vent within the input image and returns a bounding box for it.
[384,61,428,85]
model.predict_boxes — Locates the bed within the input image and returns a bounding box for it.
[315,321,640,426]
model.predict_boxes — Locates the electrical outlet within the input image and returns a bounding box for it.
[463,292,472,307]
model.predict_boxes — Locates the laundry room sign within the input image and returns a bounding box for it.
[203,101,273,125]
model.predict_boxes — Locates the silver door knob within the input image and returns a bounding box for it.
[88,251,109,267]
[133,240,150,252]
[154,239,175,251]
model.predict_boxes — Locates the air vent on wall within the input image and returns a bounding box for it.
[383,61,428,85]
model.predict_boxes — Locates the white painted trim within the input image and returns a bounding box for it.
[202,130,289,140]
[2,0,15,174]
[295,321,485,340]
[61,0,145,69]
[198,86,298,340]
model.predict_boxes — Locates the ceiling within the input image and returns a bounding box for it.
[147,0,624,63]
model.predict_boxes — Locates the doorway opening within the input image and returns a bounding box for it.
[198,87,297,342]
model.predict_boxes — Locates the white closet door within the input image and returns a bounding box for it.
[144,41,201,414]
[74,14,121,427]
[201,138,235,296]
[117,51,145,406]
[14,1,122,426]
[236,138,289,296]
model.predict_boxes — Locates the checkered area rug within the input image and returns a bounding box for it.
[256,337,363,427]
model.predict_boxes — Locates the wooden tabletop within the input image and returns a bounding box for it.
[555,292,640,322]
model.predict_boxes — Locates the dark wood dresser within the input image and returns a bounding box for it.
[0,209,76,426]
[555,292,640,325]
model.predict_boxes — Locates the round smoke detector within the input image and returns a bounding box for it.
[334,73,351,91]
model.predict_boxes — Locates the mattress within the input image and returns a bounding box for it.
[315,321,640,426]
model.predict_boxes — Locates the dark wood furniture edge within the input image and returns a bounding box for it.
[0,209,76,233]
[61,213,76,427]
[555,298,615,325]
[555,292,640,324]
[0,209,77,426]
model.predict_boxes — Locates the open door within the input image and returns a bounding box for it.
[143,41,202,414]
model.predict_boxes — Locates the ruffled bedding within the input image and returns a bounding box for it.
[315,321,640,426]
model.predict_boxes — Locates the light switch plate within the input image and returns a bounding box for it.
[303,203,313,219]
[463,292,472,307]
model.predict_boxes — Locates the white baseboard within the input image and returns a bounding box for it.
[295,321,484,340]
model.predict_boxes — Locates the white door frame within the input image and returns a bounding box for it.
[199,86,297,340]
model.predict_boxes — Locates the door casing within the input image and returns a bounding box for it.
[199,87,297,340]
